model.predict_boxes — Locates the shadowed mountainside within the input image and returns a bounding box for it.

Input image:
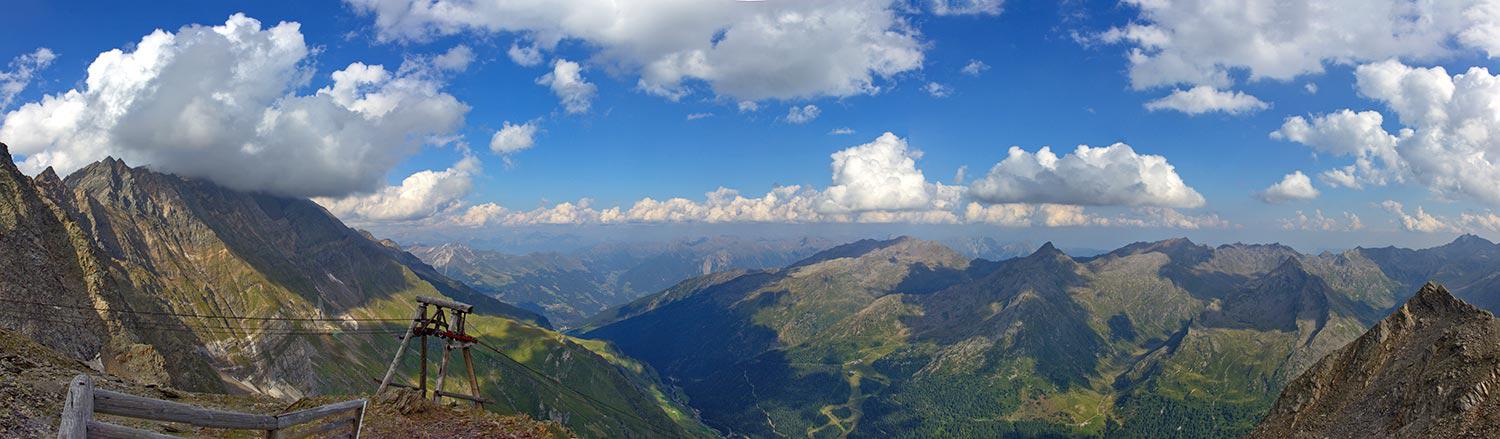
[581,235,1492,438]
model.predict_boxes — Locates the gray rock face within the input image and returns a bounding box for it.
[1250,283,1500,439]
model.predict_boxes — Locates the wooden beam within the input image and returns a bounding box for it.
[93,389,278,430]
[461,347,483,408]
[433,343,450,403]
[376,306,426,395]
[418,334,428,398]
[83,420,176,439]
[58,374,92,439]
[433,390,493,405]
[415,296,472,313]
[283,413,357,439]
[274,399,365,429]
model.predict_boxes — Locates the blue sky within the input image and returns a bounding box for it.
[4,0,1500,251]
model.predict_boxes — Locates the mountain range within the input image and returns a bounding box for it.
[579,234,1500,437]
[0,143,711,438]
[12,137,1500,437]
[408,237,834,327]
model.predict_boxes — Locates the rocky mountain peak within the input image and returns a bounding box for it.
[1250,283,1500,438]
[1402,282,1486,321]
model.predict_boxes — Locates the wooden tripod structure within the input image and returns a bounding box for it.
[375,296,491,406]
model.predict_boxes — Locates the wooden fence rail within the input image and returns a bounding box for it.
[58,375,366,439]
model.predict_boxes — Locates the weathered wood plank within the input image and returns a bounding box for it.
[376,306,424,395]
[93,389,277,430]
[352,400,366,439]
[274,399,365,428]
[433,390,492,404]
[432,344,450,403]
[283,413,357,439]
[415,296,472,313]
[84,420,176,439]
[59,374,93,439]
[461,347,483,407]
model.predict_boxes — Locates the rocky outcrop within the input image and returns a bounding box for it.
[0,142,109,362]
[1249,283,1500,438]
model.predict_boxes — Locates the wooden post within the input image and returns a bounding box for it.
[418,333,428,398]
[58,374,93,439]
[376,305,426,396]
[462,346,482,407]
[433,343,451,403]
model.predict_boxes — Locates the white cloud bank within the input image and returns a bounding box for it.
[1100,0,1500,90]
[431,132,1224,230]
[1274,60,1500,204]
[344,0,929,102]
[0,14,467,198]
[317,156,479,222]
[969,143,1206,208]
[1257,171,1320,203]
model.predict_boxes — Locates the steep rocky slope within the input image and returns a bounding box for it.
[1249,283,1500,438]
[0,145,709,438]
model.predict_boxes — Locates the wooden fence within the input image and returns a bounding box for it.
[58,374,366,439]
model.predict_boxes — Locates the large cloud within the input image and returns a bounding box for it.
[1101,0,1500,90]
[316,156,479,222]
[1275,60,1500,204]
[969,143,1206,208]
[816,132,959,213]
[344,0,927,101]
[0,14,467,198]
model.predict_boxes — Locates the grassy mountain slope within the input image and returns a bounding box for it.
[583,237,1406,438]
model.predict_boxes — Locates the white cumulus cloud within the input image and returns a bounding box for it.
[1144,85,1268,115]
[317,155,479,223]
[433,45,474,71]
[489,120,538,154]
[0,14,467,198]
[1272,109,1404,189]
[817,132,958,213]
[346,0,928,102]
[1277,60,1500,204]
[1381,200,1454,233]
[1099,0,1500,89]
[537,59,595,114]
[1257,171,1320,203]
[969,143,1206,208]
